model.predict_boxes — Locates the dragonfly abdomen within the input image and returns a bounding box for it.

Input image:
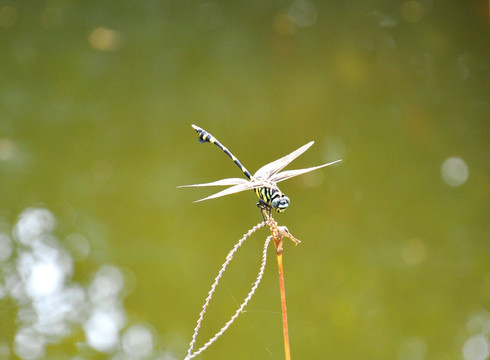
[192,125,253,180]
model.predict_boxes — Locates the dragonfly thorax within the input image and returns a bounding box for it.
[254,186,290,213]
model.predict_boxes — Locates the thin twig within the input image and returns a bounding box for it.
[185,221,268,359]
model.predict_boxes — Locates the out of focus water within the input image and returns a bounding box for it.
[0,1,488,359]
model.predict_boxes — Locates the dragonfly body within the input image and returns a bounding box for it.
[179,125,341,218]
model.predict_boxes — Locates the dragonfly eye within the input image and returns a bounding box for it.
[271,195,290,213]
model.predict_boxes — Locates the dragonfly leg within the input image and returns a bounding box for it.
[257,200,272,221]
[260,208,270,221]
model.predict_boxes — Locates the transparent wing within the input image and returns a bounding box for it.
[270,159,342,183]
[177,178,249,188]
[192,182,264,203]
[254,141,314,180]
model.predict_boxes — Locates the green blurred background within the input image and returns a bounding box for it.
[0,0,489,359]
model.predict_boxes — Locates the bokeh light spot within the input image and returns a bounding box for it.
[400,238,427,265]
[323,134,346,165]
[122,324,154,358]
[463,335,489,360]
[65,233,91,261]
[369,10,398,28]
[14,208,56,246]
[14,327,45,360]
[288,0,317,27]
[88,265,124,303]
[26,261,64,297]
[0,138,17,161]
[441,157,469,187]
[465,309,490,335]
[398,336,427,360]
[88,27,122,51]
[84,309,122,352]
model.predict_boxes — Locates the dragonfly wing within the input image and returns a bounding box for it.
[193,182,262,203]
[270,159,342,183]
[178,178,249,188]
[254,141,314,180]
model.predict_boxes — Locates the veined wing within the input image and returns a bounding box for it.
[192,181,264,203]
[178,178,249,188]
[254,141,314,180]
[270,159,342,183]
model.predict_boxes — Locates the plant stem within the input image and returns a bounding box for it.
[268,216,294,360]
[276,252,291,360]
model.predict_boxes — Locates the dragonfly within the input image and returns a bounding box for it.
[179,125,342,219]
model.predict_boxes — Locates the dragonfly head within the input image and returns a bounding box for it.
[271,195,290,213]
